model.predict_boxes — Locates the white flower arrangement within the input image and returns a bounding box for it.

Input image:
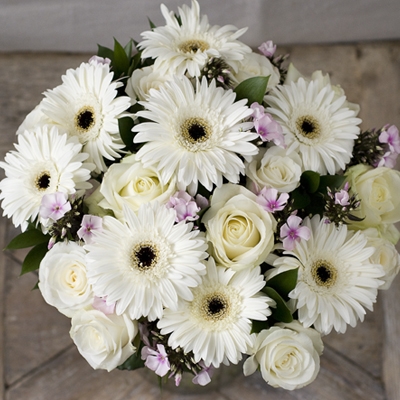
[1,0,400,391]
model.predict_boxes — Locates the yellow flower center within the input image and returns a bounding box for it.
[202,293,229,321]
[178,39,210,54]
[296,115,321,140]
[179,117,211,151]
[311,260,337,288]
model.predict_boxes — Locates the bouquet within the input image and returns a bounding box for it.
[1,0,400,391]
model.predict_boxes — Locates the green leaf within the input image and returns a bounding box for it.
[117,350,145,371]
[124,40,133,58]
[6,229,49,250]
[262,287,293,323]
[265,268,298,298]
[251,319,271,334]
[300,170,320,193]
[112,38,130,78]
[118,117,135,148]
[97,44,114,61]
[147,17,157,29]
[234,76,270,105]
[128,51,143,76]
[20,242,49,275]
[290,187,311,210]
[318,174,346,193]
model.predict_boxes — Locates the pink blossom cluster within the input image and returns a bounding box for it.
[167,191,208,223]
[377,124,400,168]
[251,103,285,147]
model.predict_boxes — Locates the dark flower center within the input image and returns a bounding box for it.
[36,171,51,190]
[312,260,337,288]
[75,106,96,132]
[296,115,321,140]
[180,117,211,150]
[131,242,158,271]
[203,293,229,321]
[188,123,207,142]
[208,298,225,315]
[316,265,331,283]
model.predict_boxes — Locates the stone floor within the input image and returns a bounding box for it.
[0,42,400,399]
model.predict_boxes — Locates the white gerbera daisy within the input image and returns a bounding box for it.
[133,76,257,192]
[84,202,208,321]
[138,0,251,78]
[41,61,132,173]
[0,126,93,231]
[158,257,274,368]
[271,215,385,335]
[265,77,362,175]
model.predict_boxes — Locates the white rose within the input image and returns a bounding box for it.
[246,146,302,193]
[70,309,138,371]
[345,164,400,231]
[202,184,276,271]
[233,52,280,90]
[38,241,94,317]
[126,65,173,101]
[243,322,323,390]
[362,227,400,290]
[98,153,177,220]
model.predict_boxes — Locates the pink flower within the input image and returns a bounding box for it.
[141,344,170,377]
[377,125,400,168]
[39,192,71,221]
[92,296,116,315]
[167,191,201,223]
[250,104,285,147]
[77,215,102,244]
[88,55,111,65]
[258,40,277,58]
[173,372,182,387]
[334,189,350,206]
[192,362,215,386]
[379,124,400,153]
[254,114,285,147]
[378,151,398,168]
[280,215,311,251]
[250,102,266,121]
[257,187,289,212]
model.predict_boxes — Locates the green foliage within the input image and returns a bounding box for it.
[319,174,346,193]
[118,116,136,149]
[265,268,298,298]
[300,170,320,193]
[5,229,49,250]
[117,349,145,371]
[262,286,293,323]
[97,44,114,61]
[147,17,157,29]
[21,242,49,275]
[251,319,271,334]
[291,170,346,217]
[234,76,270,105]
[112,38,131,79]
[97,38,142,80]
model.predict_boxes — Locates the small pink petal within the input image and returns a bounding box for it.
[92,296,115,315]
[258,40,276,57]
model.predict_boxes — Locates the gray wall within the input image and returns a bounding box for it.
[1,0,400,52]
